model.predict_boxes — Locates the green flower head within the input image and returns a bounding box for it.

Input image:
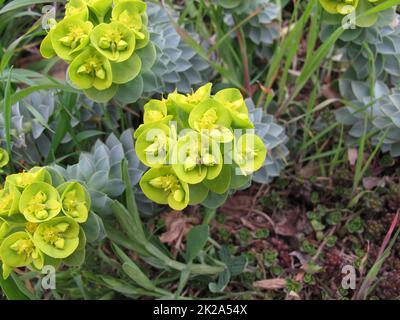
[234,133,267,176]
[0,148,9,168]
[112,0,147,40]
[19,182,62,223]
[39,18,58,59]
[214,88,254,129]
[59,181,91,223]
[65,0,89,20]
[172,131,223,184]
[133,115,174,139]
[136,124,174,168]
[0,185,21,217]
[188,98,233,143]
[140,167,189,211]
[33,216,80,259]
[0,232,44,278]
[319,0,359,15]
[6,167,51,191]
[168,83,213,114]
[84,0,112,21]
[143,99,168,124]
[69,47,113,90]
[90,21,136,62]
[51,16,93,61]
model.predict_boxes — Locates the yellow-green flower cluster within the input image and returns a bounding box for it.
[40,0,148,98]
[319,0,379,15]
[136,83,267,211]
[0,166,90,279]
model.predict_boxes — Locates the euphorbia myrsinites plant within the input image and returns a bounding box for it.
[135,84,267,211]
[0,160,91,279]
[40,0,150,101]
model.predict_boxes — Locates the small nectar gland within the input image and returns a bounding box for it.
[36,210,49,220]
[70,210,80,218]
[117,40,128,51]
[173,189,184,202]
[55,223,70,233]
[99,37,111,49]
[95,68,106,80]
[54,238,65,249]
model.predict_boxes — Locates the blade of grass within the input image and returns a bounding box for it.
[3,68,12,161]
[355,211,400,300]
